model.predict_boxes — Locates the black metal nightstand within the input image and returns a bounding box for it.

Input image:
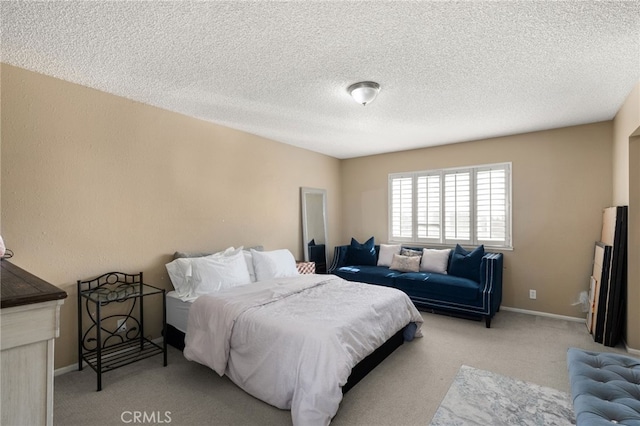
[77,271,167,391]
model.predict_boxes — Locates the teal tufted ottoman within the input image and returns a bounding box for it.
[567,348,640,425]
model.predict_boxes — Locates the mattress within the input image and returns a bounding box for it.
[166,290,193,333]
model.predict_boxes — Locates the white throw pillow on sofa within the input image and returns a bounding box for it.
[378,244,402,267]
[251,249,299,281]
[420,248,451,274]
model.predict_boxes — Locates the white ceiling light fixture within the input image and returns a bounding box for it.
[348,81,380,106]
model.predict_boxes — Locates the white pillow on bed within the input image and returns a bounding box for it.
[251,249,299,281]
[165,246,242,297]
[189,251,252,296]
[243,250,257,282]
[165,258,193,298]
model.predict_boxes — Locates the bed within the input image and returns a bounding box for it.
[164,247,423,425]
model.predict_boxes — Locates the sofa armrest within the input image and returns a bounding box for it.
[328,245,350,274]
[480,252,504,313]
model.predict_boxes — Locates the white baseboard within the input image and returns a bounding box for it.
[500,306,585,323]
[624,343,640,356]
[501,307,640,355]
[55,337,164,377]
[55,363,80,376]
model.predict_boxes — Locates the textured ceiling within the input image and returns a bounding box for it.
[2,1,639,159]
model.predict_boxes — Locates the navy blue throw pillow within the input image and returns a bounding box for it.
[346,237,377,266]
[448,244,484,282]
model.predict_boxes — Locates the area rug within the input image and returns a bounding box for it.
[430,365,576,426]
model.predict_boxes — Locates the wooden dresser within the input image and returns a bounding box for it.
[1,261,67,426]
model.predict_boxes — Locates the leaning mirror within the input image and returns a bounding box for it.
[301,187,328,273]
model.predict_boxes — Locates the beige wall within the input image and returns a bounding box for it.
[0,64,342,368]
[340,123,613,320]
[612,81,640,350]
[2,62,637,372]
[613,82,640,204]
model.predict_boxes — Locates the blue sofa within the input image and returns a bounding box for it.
[329,244,503,328]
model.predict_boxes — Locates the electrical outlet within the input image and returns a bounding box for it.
[529,289,537,300]
[116,319,127,333]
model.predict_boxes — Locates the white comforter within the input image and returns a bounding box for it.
[183,274,423,426]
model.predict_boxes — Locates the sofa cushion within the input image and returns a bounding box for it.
[378,244,401,267]
[390,254,420,272]
[394,271,481,301]
[448,244,484,282]
[333,265,402,287]
[420,248,451,274]
[346,237,377,266]
[401,248,422,257]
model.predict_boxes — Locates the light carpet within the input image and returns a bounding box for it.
[430,365,576,426]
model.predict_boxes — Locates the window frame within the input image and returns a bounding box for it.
[388,162,512,249]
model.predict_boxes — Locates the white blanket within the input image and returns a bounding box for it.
[184,274,423,426]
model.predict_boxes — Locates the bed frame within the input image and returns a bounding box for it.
[163,323,406,394]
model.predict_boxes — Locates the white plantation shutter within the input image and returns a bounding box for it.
[476,166,508,242]
[444,171,471,241]
[390,176,413,239]
[389,163,511,248]
[416,174,440,239]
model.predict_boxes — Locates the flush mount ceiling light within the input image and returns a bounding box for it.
[348,81,380,106]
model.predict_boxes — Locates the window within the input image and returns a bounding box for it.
[389,163,511,248]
